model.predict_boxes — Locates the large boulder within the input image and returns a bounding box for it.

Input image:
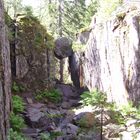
[54,37,73,59]
[10,16,56,90]
[73,112,95,128]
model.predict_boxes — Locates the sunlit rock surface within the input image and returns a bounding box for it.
[83,3,140,104]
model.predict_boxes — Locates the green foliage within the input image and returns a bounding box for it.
[10,113,26,132]
[40,131,63,140]
[18,15,54,51]
[10,95,26,138]
[12,95,25,113]
[23,6,33,16]
[110,102,140,125]
[12,82,20,93]
[8,128,28,140]
[80,89,126,125]
[111,102,140,126]
[118,102,140,120]
[97,0,122,21]
[80,89,140,127]
[63,0,98,39]
[40,133,51,140]
[116,12,126,20]
[50,131,63,139]
[72,42,86,52]
[110,110,126,125]
[119,101,137,117]
[35,89,62,103]
[4,12,13,26]
[38,0,98,40]
[79,27,91,33]
[12,82,25,93]
[80,89,107,108]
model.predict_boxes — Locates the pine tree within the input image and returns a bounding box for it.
[39,0,98,39]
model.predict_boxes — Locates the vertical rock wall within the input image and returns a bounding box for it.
[16,47,55,90]
[83,4,140,104]
[10,16,56,90]
[0,0,11,139]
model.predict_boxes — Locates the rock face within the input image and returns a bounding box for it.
[23,91,101,140]
[54,37,73,59]
[76,29,91,44]
[69,52,81,88]
[82,3,140,104]
[10,16,56,90]
[0,1,11,139]
[16,48,55,90]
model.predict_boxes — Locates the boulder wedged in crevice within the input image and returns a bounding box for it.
[54,37,73,59]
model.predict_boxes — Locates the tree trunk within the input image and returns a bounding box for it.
[49,0,52,4]
[0,0,11,139]
[10,20,17,78]
[58,0,64,82]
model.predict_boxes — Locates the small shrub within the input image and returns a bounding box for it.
[109,110,126,125]
[119,101,138,117]
[35,89,62,103]
[40,133,51,140]
[12,82,25,93]
[10,113,26,132]
[40,131,63,140]
[8,128,28,140]
[80,89,107,108]
[12,95,25,113]
[50,131,63,139]
[10,95,26,138]
[72,42,86,52]
[79,27,91,33]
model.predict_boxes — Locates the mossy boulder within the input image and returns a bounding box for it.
[10,15,56,90]
[73,112,95,128]
[18,16,54,51]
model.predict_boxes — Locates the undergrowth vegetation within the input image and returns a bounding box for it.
[12,82,25,93]
[10,113,26,132]
[9,95,27,140]
[12,95,25,113]
[72,42,86,52]
[81,89,140,121]
[18,15,54,50]
[8,128,28,140]
[40,131,63,140]
[80,89,140,138]
[35,88,62,103]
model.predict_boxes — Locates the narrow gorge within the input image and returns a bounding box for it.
[1,0,140,140]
